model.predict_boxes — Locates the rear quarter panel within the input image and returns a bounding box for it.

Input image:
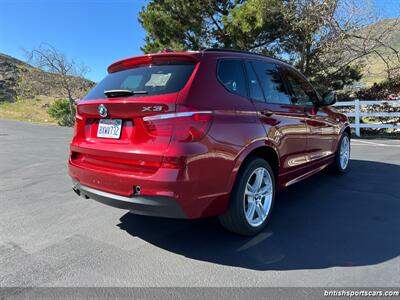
[176,54,268,216]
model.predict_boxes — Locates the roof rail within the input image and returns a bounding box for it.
[203,48,290,65]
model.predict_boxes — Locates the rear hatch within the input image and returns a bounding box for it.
[70,54,200,175]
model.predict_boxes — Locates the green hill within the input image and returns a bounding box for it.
[356,18,400,86]
[0,53,94,103]
[0,53,94,123]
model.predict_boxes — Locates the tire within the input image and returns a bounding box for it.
[331,132,350,175]
[219,157,275,236]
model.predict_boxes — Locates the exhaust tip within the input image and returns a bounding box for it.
[133,185,141,195]
[72,186,80,196]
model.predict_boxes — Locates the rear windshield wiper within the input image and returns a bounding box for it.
[104,89,148,98]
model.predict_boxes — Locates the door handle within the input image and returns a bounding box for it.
[261,110,273,117]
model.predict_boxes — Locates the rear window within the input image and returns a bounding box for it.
[83,63,196,100]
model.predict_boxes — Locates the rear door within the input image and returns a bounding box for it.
[280,67,336,163]
[247,60,309,180]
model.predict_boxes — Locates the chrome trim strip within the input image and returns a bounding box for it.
[142,111,212,121]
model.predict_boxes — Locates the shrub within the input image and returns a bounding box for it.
[355,76,400,100]
[47,99,75,126]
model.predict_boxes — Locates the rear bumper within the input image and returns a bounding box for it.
[72,180,187,218]
[68,140,234,218]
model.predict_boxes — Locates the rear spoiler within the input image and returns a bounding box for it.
[107,52,202,73]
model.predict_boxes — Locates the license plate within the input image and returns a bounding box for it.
[97,119,122,139]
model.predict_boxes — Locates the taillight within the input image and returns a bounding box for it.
[74,113,84,137]
[142,110,213,142]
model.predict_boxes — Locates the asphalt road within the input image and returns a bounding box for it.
[0,119,399,287]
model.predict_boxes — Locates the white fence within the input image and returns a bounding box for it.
[332,100,400,137]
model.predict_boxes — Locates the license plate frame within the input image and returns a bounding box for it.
[97,119,122,139]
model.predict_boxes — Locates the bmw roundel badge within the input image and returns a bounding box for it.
[98,104,108,118]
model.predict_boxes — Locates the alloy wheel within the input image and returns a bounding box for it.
[243,167,273,227]
[340,135,350,170]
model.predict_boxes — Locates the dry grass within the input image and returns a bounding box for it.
[0,96,58,124]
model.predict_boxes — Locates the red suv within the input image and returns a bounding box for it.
[69,49,350,235]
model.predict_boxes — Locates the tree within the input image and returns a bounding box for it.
[139,0,399,93]
[139,0,234,53]
[278,0,400,89]
[24,44,90,124]
[276,0,365,91]
[138,0,283,53]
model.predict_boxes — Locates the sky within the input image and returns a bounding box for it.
[0,0,147,82]
[0,0,399,82]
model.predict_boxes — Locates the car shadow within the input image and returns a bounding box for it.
[117,159,400,270]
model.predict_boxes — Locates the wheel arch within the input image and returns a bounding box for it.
[335,125,351,152]
[343,125,351,137]
[226,141,280,197]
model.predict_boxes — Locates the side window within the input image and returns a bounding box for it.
[217,60,247,97]
[281,67,319,105]
[244,61,265,102]
[251,61,291,104]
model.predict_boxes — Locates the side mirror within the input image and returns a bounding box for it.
[320,91,337,106]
